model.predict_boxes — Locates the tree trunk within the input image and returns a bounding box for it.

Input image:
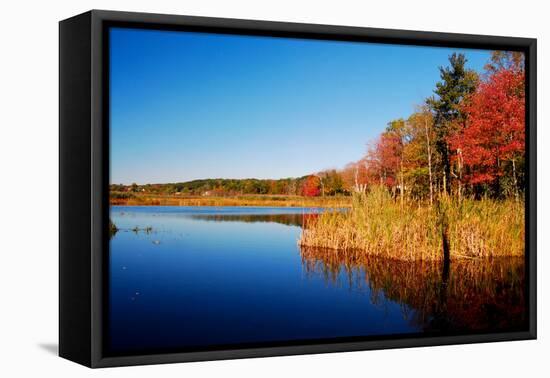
[400,159,404,208]
[442,143,451,195]
[494,154,501,198]
[353,165,366,193]
[457,148,463,202]
[442,170,447,197]
[425,118,434,206]
[512,158,519,201]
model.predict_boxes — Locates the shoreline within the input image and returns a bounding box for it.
[110,194,352,208]
[110,191,525,261]
[110,203,347,208]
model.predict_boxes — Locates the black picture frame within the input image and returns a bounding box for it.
[59,9,537,368]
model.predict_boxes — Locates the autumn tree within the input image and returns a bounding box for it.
[449,63,525,198]
[484,51,524,73]
[384,119,408,205]
[302,175,321,197]
[318,169,345,195]
[364,125,404,199]
[405,109,436,203]
[340,161,369,193]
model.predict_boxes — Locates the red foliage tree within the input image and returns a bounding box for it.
[302,175,321,197]
[366,131,403,188]
[448,67,525,190]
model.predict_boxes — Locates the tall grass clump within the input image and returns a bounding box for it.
[444,197,524,258]
[298,186,524,261]
[109,218,118,238]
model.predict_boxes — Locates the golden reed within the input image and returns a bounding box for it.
[298,187,524,261]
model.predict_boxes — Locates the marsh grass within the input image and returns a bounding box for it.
[110,193,351,208]
[131,226,154,234]
[298,186,524,260]
[109,219,118,237]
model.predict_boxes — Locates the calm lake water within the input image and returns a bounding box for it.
[109,206,526,355]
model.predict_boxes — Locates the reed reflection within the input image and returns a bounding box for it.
[300,246,527,333]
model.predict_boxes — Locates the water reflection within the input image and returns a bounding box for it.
[300,246,527,333]
[190,213,309,227]
[109,207,527,354]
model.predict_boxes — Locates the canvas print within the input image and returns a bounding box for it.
[108,27,527,355]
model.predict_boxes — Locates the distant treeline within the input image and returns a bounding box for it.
[110,173,347,197]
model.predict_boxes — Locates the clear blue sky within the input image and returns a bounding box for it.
[110,27,491,185]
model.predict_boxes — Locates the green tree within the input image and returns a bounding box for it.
[405,108,436,203]
[426,53,478,194]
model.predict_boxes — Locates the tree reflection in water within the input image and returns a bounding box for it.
[190,213,307,227]
[300,246,527,333]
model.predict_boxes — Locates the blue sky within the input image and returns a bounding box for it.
[110,27,491,185]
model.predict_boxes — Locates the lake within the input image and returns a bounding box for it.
[109,206,526,355]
